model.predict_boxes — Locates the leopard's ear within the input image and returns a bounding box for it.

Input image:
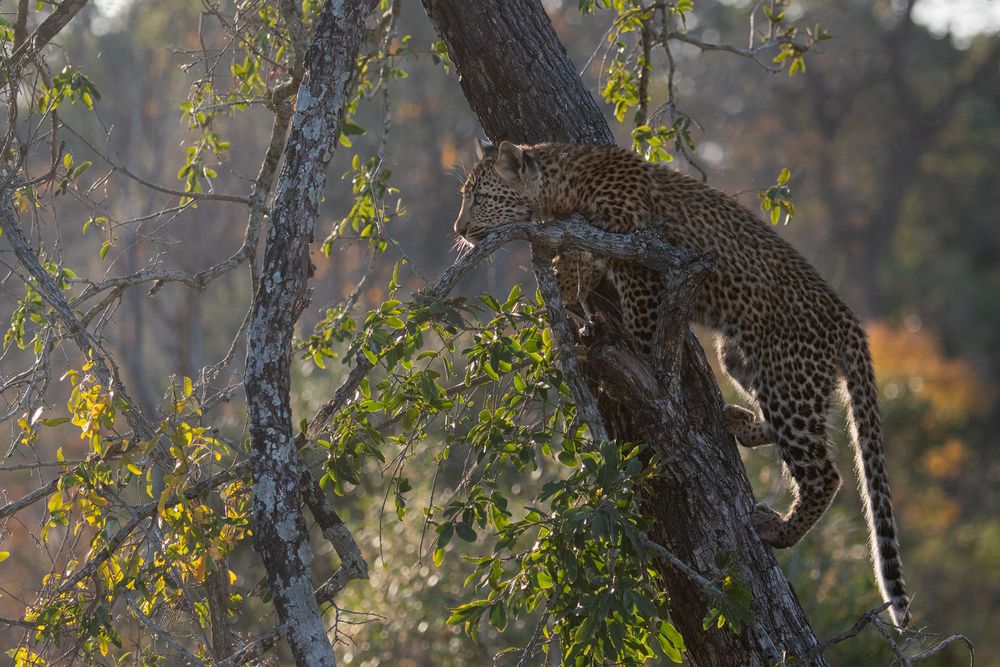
[475,137,497,161]
[495,141,538,185]
[494,141,522,182]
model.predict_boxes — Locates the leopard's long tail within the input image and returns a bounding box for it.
[842,333,911,629]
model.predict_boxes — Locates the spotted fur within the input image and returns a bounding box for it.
[453,140,911,628]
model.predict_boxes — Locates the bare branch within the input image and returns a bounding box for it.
[5,0,90,75]
[906,634,974,664]
[666,31,788,72]
[811,601,975,665]
[811,602,893,658]
[530,246,609,442]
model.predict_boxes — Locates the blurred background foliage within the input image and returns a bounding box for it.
[0,0,997,664]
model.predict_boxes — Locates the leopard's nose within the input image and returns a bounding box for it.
[454,203,470,236]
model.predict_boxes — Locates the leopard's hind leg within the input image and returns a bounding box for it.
[751,376,842,549]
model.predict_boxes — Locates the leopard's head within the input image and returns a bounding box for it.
[454,139,541,244]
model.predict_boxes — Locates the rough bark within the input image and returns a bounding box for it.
[422,2,827,664]
[244,1,376,666]
[422,0,613,146]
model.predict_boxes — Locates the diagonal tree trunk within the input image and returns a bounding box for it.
[244,1,377,665]
[422,1,827,664]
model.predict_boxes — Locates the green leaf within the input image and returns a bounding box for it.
[504,282,522,308]
[446,600,487,626]
[488,603,508,631]
[482,361,500,381]
[71,161,92,178]
[658,621,686,662]
[558,450,578,466]
[437,522,454,549]
[456,521,477,542]
[342,121,366,136]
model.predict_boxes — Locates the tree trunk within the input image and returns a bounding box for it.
[422,1,826,664]
[422,0,612,146]
[244,1,376,666]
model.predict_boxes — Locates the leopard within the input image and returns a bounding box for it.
[452,139,912,628]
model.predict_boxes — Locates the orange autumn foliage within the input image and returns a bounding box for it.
[867,320,985,428]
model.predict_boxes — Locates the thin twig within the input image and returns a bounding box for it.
[811,602,892,657]
[125,595,208,667]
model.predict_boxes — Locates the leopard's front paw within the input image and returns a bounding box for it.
[724,404,755,429]
[724,404,772,448]
[751,503,796,548]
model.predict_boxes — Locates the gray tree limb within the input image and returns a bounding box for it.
[3,0,89,77]
[243,1,377,665]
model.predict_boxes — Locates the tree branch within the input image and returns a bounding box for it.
[4,0,89,76]
[0,193,156,446]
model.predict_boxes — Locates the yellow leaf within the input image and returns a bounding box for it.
[10,647,46,665]
[47,492,64,512]
[157,487,171,517]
